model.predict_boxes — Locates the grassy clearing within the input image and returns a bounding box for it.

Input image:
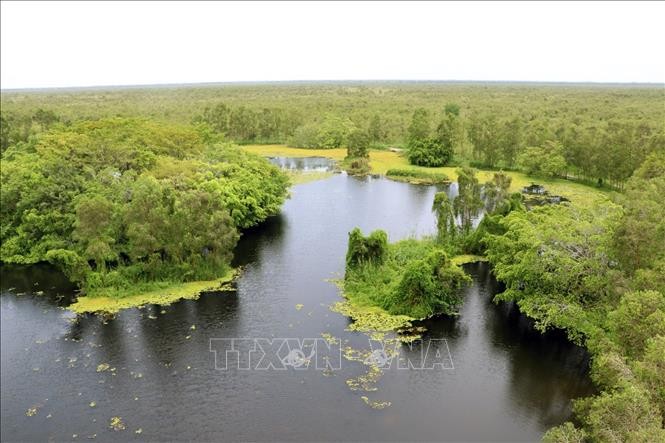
[242,144,611,206]
[69,269,236,314]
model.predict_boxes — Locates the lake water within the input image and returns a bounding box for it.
[0,161,595,441]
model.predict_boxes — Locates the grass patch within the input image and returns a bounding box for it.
[386,168,450,185]
[69,269,237,314]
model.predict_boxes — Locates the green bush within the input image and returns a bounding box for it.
[386,168,449,184]
[345,157,371,176]
[386,250,470,318]
[407,137,453,167]
[345,228,388,270]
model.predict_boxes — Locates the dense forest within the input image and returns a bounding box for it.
[2,82,663,188]
[0,118,289,297]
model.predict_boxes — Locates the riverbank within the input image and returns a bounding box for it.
[69,269,237,314]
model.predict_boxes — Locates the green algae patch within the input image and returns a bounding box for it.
[361,396,392,410]
[450,254,488,265]
[69,270,237,315]
[330,300,414,334]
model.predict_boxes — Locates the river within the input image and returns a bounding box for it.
[0,160,594,441]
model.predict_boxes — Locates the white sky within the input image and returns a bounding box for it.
[1,1,664,89]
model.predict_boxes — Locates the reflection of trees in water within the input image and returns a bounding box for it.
[1,263,77,306]
[473,262,596,427]
[232,213,286,267]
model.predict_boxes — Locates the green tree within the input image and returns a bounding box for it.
[607,290,665,359]
[73,195,117,271]
[32,108,59,131]
[368,113,386,144]
[497,117,523,167]
[614,152,665,273]
[453,167,483,232]
[517,141,567,178]
[468,114,500,168]
[483,172,512,213]
[347,128,370,159]
[407,137,453,167]
[407,108,430,143]
[432,192,456,243]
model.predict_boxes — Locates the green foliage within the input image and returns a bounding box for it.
[0,118,289,294]
[614,152,665,276]
[407,108,430,143]
[388,250,470,318]
[347,128,370,159]
[542,422,587,443]
[485,202,623,341]
[454,167,483,232]
[607,290,665,360]
[345,228,388,270]
[518,141,567,178]
[483,171,512,213]
[575,385,665,442]
[368,113,387,144]
[286,114,355,149]
[443,103,460,117]
[432,192,456,243]
[482,154,665,439]
[385,168,450,184]
[345,157,371,176]
[634,336,665,419]
[343,236,470,319]
[436,111,462,159]
[468,114,501,168]
[407,137,453,167]
[193,102,299,143]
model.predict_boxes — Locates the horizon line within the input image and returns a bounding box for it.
[2,78,664,93]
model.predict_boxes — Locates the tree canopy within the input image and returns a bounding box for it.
[0,118,289,295]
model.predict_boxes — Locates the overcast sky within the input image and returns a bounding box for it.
[1,1,664,89]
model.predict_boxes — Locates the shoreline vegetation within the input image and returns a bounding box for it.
[70,268,237,314]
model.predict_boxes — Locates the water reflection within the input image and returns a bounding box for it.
[268,156,336,172]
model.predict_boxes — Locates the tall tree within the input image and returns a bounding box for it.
[454,167,483,232]
[407,108,430,143]
[432,191,456,242]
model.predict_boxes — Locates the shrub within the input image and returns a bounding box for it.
[346,157,371,176]
[407,137,453,167]
[345,228,388,271]
[386,168,449,184]
[386,250,470,318]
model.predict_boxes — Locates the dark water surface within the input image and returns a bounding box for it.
[1,172,594,442]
